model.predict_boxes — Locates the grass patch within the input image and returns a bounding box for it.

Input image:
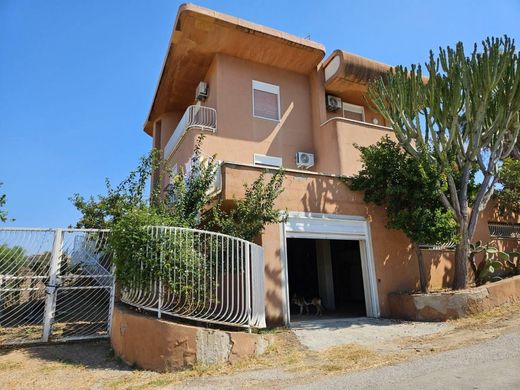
[0,361,22,371]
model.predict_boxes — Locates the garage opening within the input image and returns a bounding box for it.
[287,238,366,321]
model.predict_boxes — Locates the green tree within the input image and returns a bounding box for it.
[70,151,159,228]
[0,182,10,223]
[162,135,220,227]
[348,138,457,293]
[205,169,285,242]
[368,36,520,289]
[496,157,520,215]
[71,135,286,291]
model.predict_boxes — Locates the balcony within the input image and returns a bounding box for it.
[319,117,393,176]
[164,105,217,160]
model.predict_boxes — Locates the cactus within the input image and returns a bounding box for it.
[470,241,520,285]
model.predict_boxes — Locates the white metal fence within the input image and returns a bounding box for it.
[0,228,114,345]
[164,105,217,160]
[120,226,266,329]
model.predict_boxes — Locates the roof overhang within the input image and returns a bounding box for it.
[144,3,326,135]
[323,50,391,104]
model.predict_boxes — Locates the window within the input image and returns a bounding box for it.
[253,80,280,121]
[343,103,365,122]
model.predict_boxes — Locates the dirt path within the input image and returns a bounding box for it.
[1,302,519,389]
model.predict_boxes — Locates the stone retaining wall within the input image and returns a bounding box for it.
[111,305,270,372]
[388,275,520,321]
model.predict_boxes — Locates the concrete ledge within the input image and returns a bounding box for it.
[389,275,520,321]
[111,305,270,372]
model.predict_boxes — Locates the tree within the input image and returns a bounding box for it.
[70,151,159,228]
[0,182,10,223]
[71,135,285,242]
[496,157,520,215]
[348,137,457,293]
[205,169,285,242]
[368,36,520,289]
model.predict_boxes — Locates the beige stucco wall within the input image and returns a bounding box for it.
[221,164,518,325]
[157,53,316,172]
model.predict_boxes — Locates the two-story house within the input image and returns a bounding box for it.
[143,4,510,326]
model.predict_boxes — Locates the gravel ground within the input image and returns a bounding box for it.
[291,331,520,390]
[1,304,519,389]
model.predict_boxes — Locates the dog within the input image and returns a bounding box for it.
[291,294,324,316]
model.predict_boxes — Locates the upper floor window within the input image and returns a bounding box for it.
[343,102,365,122]
[252,80,280,121]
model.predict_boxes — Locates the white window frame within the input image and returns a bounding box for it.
[343,102,365,122]
[252,80,281,121]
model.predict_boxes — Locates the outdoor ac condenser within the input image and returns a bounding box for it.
[326,94,341,111]
[296,152,315,169]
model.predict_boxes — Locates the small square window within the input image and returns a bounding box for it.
[253,80,280,121]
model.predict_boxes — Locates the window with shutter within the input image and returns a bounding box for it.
[342,102,365,122]
[252,80,280,121]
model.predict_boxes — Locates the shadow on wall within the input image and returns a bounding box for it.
[302,177,459,294]
[262,240,285,325]
[422,250,455,290]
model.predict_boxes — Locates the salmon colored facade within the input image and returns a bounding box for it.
[144,4,518,326]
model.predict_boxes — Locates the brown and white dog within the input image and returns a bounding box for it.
[291,294,324,316]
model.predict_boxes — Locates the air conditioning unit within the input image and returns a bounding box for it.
[296,152,315,169]
[326,94,342,112]
[195,81,208,101]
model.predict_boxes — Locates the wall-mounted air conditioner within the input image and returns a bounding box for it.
[296,152,315,169]
[326,94,341,112]
[195,81,208,101]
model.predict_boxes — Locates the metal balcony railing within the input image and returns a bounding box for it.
[164,105,217,160]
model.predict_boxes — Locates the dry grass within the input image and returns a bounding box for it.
[1,302,520,389]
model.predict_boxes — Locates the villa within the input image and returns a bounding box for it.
[144,3,514,326]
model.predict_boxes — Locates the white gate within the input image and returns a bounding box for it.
[0,228,114,345]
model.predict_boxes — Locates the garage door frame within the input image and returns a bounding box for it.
[279,212,380,325]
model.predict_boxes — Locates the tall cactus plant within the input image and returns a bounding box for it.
[368,36,520,289]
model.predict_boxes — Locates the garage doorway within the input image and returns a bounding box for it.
[281,212,379,325]
[287,238,366,321]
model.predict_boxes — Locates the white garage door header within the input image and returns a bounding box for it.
[284,212,369,240]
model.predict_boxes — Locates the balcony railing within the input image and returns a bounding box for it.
[164,105,217,160]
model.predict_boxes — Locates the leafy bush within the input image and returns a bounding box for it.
[72,135,285,291]
[205,169,285,241]
[0,182,11,223]
[496,157,520,215]
[470,241,520,285]
[347,137,457,293]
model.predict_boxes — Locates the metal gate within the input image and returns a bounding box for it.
[0,228,114,345]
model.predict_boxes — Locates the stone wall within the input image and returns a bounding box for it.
[388,275,520,321]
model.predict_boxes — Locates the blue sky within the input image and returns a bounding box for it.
[1,0,519,228]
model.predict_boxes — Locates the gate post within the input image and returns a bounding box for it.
[42,228,63,342]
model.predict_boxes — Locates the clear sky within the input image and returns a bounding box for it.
[1,0,519,228]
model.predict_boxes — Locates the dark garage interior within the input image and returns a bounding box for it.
[287,238,366,320]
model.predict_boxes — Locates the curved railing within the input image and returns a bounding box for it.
[120,226,266,329]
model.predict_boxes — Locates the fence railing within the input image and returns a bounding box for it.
[0,228,113,345]
[120,226,266,329]
[488,222,520,239]
[164,105,217,160]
